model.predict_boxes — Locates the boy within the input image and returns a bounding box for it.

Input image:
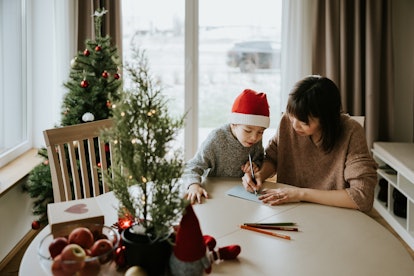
[183,89,270,204]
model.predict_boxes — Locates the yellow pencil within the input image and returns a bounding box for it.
[240,224,291,240]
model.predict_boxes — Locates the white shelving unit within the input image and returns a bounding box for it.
[372,142,414,250]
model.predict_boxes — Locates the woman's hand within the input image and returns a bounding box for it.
[186,183,209,204]
[259,187,301,205]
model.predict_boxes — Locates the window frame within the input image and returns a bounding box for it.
[0,0,31,168]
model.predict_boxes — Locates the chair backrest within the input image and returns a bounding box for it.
[43,119,113,203]
[351,116,365,128]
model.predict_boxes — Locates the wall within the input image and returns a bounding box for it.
[0,178,36,263]
[392,0,414,142]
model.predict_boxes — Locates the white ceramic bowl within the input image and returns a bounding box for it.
[38,224,120,276]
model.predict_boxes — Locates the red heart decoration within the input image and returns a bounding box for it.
[65,203,88,214]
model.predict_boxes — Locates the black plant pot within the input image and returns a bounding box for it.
[121,227,173,276]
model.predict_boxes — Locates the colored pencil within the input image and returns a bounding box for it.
[240,224,291,240]
[246,225,298,231]
[244,222,296,226]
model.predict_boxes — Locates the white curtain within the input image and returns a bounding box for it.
[32,0,75,147]
[280,0,315,112]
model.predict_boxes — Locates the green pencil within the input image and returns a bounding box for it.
[244,222,296,226]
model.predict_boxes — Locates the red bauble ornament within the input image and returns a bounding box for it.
[81,80,89,88]
[114,73,120,80]
[31,220,40,230]
[106,100,111,108]
[95,45,102,52]
[102,71,108,78]
[83,49,90,56]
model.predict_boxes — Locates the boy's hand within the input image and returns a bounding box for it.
[242,172,262,194]
[241,161,259,174]
[186,183,209,204]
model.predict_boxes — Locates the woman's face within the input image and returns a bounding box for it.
[231,124,265,147]
[288,114,321,138]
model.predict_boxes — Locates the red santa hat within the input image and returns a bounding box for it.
[173,204,207,262]
[230,89,270,128]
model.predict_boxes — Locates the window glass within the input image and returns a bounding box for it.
[0,0,28,167]
[121,0,282,152]
[121,0,185,119]
[198,0,282,145]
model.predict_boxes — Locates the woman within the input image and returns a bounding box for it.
[242,75,378,212]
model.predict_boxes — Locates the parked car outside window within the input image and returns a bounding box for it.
[226,40,281,73]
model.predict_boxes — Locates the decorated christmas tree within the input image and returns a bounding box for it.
[24,8,122,226]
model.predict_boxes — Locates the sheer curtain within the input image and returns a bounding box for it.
[280,0,315,113]
[311,0,394,147]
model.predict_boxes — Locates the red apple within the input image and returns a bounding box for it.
[51,255,72,276]
[60,243,86,274]
[84,248,92,256]
[91,229,108,241]
[49,237,69,259]
[76,260,101,276]
[90,239,114,264]
[78,259,101,276]
[68,227,94,249]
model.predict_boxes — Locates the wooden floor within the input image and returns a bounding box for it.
[1,209,413,275]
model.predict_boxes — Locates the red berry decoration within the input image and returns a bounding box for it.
[81,80,89,88]
[83,49,90,56]
[114,73,120,80]
[102,71,108,78]
[115,246,126,268]
[31,220,40,230]
[95,45,102,52]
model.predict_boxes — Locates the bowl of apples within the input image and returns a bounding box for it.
[38,223,120,276]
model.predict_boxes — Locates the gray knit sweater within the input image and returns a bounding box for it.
[182,124,264,189]
[265,113,378,212]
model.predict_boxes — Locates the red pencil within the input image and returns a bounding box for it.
[240,224,291,240]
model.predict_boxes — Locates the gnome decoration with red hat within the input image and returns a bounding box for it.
[169,204,241,275]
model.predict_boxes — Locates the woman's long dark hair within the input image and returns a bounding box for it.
[286,75,342,152]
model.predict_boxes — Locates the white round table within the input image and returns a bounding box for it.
[20,178,414,276]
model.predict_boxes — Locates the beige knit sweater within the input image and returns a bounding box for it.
[265,113,378,212]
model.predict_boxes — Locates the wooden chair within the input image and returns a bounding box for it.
[351,116,365,128]
[43,119,113,203]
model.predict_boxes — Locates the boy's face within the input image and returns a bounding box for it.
[231,124,265,147]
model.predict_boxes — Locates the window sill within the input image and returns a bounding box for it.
[0,149,44,196]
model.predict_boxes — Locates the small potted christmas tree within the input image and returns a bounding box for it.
[101,45,187,274]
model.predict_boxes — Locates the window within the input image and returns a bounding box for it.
[0,0,30,168]
[121,0,282,159]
